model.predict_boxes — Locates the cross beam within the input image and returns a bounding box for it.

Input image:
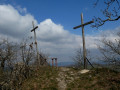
[31,26,38,32]
[73,21,94,29]
[73,13,94,69]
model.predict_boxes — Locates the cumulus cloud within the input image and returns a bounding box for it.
[16,5,27,14]
[0,4,119,62]
[0,4,36,38]
[0,4,81,62]
[36,19,81,60]
[37,19,80,46]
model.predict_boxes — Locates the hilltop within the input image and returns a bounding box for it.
[20,67,120,90]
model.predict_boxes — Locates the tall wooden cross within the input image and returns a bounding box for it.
[31,21,40,65]
[73,13,94,69]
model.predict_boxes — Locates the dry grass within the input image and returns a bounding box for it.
[67,68,120,90]
[0,67,120,90]
[21,66,58,90]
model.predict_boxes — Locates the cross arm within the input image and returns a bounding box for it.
[31,26,38,32]
[73,20,94,29]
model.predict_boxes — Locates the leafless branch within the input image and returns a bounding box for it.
[92,0,120,28]
[97,31,120,69]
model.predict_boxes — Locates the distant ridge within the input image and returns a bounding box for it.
[57,62,75,67]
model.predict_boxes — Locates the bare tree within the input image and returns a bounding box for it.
[73,48,92,69]
[20,42,34,66]
[0,37,50,89]
[98,31,120,70]
[0,39,18,70]
[0,38,36,89]
[92,0,120,28]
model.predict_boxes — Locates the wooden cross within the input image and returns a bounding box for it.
[73,13,94,69]
[31,21,40,65]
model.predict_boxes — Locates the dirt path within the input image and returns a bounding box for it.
[56,67,69,90]
[56,67,75,90]
[56,67,90,90]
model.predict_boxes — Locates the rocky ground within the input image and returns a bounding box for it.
[56,67,90,90]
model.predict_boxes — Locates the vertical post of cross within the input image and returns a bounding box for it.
[31,21,40,66]
[81,13,87,69]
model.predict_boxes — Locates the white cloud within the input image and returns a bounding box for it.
[16,5,27,14]
[0,4,119,62]
[0,4,36,38]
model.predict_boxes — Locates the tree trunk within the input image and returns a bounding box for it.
[1,60,5,70]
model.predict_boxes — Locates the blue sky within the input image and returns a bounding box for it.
[1,0,119,32]
[0,0,119,63]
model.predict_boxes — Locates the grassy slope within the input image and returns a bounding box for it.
[67,68,120,90]
[0,67,120,90]
[21,66,58,90]
[22,67,120,90]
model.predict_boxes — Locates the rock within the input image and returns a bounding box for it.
[79,69,89,74]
